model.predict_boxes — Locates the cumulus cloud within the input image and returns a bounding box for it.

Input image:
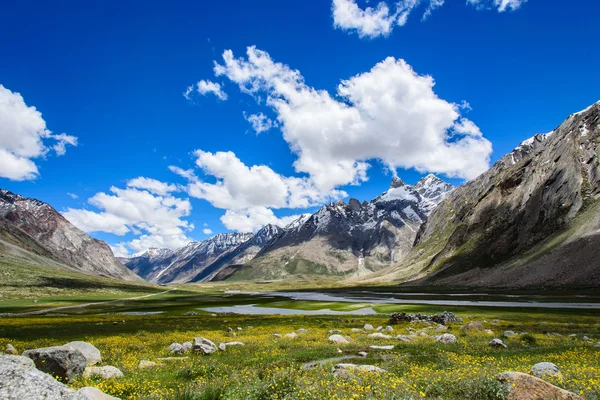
[0,84,77,181]
[467,0,527,12]
[203,228,213,235]
[243,112,277,134]
[127,176,179,196]
[212,47,491,192]
[169,165,198,182]
[184,79,227,101]
[185,150,346,210]
[220,207,303,232]
[63,184,194,255]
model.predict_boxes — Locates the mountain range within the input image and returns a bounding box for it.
[1,101,598,289]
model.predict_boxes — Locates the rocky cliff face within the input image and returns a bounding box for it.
[0,189,141,281]
[370,101,600,288]
[223,175,454,281]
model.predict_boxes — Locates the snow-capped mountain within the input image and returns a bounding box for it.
[0,189,141,281]
[123,232,253,283]
[190,224,284,282]
[223,175,454,281]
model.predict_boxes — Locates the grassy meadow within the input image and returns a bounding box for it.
[1,284,599,400]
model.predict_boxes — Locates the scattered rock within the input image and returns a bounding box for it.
[64,342,101,366]
[384,326,394,333]
[284,333,297,339]
[138,360,163,369]
[358,351,367,357]
[78,387,121,400]
[351,328,362,333]
[395,335,412,342]
[436,334,457,344]
[376,326,383,331]
[84,366,124,380]
[168,343,184,354]
[368,332,392,339]
[5,344,17,355]
[218,342,245,351]
[182,311,198,316]
[488,339,508,348]
[297,329,308,333]
[332,363,386,378]
[531,362,562,380]
[226,327,233,333]
[461,321,484,332]
[369,345,394,350]
[498,372,582,400]
[328,334,350,344]
[237,327,242,331]
[193,338,218,355]
[434,325,448,333]
[328,329,342,334]
[503,331,517,338]
[582,336,591,341]
[273,334,282,338]
[22,346,87,382]
[484,329,495,335]
[182,342,193,352]
[156,357,189,361]
[389,311,461,326]
[363,324,374,331]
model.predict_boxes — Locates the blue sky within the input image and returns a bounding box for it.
[1,0,598,255]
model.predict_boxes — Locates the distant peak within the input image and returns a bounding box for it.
[390,177,406,188]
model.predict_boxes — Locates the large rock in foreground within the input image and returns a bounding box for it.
[0,355,118,399]
[498,372,582,400]
[64,341,102,366]
[22,346,87,382]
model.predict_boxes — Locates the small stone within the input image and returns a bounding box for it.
[273,333,282,338]
[226,327,233,333]
[358,351,367,357]
[328,329,342,334]
[582,336,591,341]
[84,366,124,380]
[376,326,383,332]
[168,343,184,354]
[363,324,374,331]
[182,342,193,352]
[5,344,18,355]
[332,363,386,377]
[193,338,218,355]
[351,328,362,333]
[368,332,393,339]
[138,360,163,369]
[369,345,394,350]
[461,321,484,332]
[531,362,562,380]
[436,334,457,344]
[297,329,308,333]
[384,326,394,333]
[484,329,495,335]
[285,332,297,339]
[328,334,350,344]
[488,338,507,348]
[395,335,412,342]
[503,331,517,338]
[78,386,121,399]
[218,341,244,351]
[237,327,242,331]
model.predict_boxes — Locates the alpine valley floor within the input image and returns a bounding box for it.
[1,282,599,400]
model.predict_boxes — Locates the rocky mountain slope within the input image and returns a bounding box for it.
[222,175,454,281]
[122,232,253,284]
[0,189,141,281]
[368,101,600,288]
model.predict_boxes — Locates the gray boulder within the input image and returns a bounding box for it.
[503,331,517,338]
[84,366,124,380]
[363,324,374,331]
[182,342,193,352]
[436,334,457,344]
[488,338,508,348]
[64,342,102,366]
[193,338,218,354]
[22,346,87,382]
[328,334,350,344]
[332,363,386,377]
[531,362,562,380]
[168,343,184,354]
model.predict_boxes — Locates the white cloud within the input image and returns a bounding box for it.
[243,112,277,134]
[332,0,525,39]
[332,0,401,39]
[127,176,179,196]
[0,84,77,181]
[63,185,194,256]
[203,228,213,235]
[212,47,492,192]
[67,192,78,199]
[185,80,227,101]
[467,0,527,12]
[220,207,302,232]
[185,150,345,210]
[169,165,198,182]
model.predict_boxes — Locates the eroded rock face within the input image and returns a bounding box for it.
[408,102,600,288]
[498,372,582,400]
[22,346,87,382]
